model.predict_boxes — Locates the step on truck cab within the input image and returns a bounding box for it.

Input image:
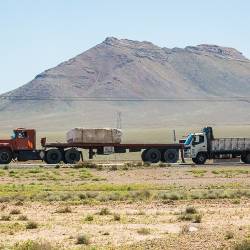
[184,127,250,164]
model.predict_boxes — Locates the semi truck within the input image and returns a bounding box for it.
[185,127,250,164]
[0,128,184,165]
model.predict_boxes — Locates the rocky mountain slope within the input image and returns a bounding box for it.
[1,37,250,131]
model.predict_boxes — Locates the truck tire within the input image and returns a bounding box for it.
[241,154,247,163]
[141,149,148,162]
[163,149,179,163]
[243,153,250,164]
[45,149,62,164]
[144,148,161,163]
[64,149,81,164]
[192,152,207,165]
[0,149,12,164]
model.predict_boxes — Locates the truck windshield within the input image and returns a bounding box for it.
[184,134,193,145]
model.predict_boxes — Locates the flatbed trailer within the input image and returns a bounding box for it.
[0,128,184,165]
[42,138,185,164]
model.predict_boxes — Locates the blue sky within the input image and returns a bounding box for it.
[0,0,249,94]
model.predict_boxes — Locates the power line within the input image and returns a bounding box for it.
[1,95,250,102]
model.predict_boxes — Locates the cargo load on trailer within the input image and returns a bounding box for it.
[66,128,123,144]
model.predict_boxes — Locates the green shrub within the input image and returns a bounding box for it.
[113,213,121,221]
[13,240,55,250]
[26,221,38,229]
[76,234,90,245]
[225,231,234,240]
[193,214,202,223]
[10,209,21,215]
[18,215,28,221]
[55,206,71,213]
[234,240,250,250]
[99,208,111,215]
[1,215,11,221]
[185,206,197,214]
[85,215,94,221]
[137,228,150,235]
[110,165,118,171]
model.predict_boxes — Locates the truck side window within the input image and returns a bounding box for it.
[199,135,204,143]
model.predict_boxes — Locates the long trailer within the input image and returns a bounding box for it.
[0,128,184,164]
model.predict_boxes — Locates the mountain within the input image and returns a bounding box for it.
[1,37,250,131]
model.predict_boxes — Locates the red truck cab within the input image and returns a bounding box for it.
[0,128,38,164]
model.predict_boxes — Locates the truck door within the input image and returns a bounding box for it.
[191,135,207,158]
[14,130,34,151]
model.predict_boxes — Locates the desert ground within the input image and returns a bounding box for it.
[1,161,250,249]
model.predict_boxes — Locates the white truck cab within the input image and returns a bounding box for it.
[184,132,208,164]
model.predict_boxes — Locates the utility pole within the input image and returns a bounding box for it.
[116,111,122,129]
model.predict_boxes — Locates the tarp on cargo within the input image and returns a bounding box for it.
[66,128,122,144]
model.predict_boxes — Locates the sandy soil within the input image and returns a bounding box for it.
[1,163,250,249]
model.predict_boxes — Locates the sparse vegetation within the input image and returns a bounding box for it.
[26,221,38,229]
[18,215,28,221]
[99,208,111,215]
[10,209,21,215]
[76,234,90,245]
[234,240,250,250]
[1,215,11,221]
[137,227,150,235]
[113,213,121,221]
[55,206,72,213]
[85,215,94,221]
[13,240,55,250]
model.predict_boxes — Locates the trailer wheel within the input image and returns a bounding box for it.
[45,149,62,164]
[163,149,179,163]
[64,149,81,164]
[144,148,161,163]
[241,154,247,163]
[243,153,250,164]
[0,149,12,164]
[141,149,148,162]
[192,152,207,165]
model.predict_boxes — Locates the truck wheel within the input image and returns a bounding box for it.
[0,149,12,164]
[64,149,81,164]
[163,149,179,163]
[243,153,250,164]
[241,154,247,163]
[45,149,62,164]
[193,153,207,165]
[141,149,148,162]
[144,148,161,163]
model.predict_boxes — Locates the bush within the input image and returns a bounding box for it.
[113,213,121,221]
[110,165,118,171]
[55,165,60,169]
[76,234,90,245]
[78,193,87,200]
[185,206,197,214]
[10,209,21,215]
[26,221,38,229]
[99,208,111,215]
[13,240,55,250]
[55,206,72,213]
[85,215,94,221]
[193,214,202,223]
[18,215,28,221]
[137,228,150,235]
[225,231,234,240]
[1,215,11,221]
[234,240,250,250]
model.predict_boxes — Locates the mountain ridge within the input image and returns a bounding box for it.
[0,37,250,130]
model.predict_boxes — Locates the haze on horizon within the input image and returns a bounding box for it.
[1,0,250,95]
